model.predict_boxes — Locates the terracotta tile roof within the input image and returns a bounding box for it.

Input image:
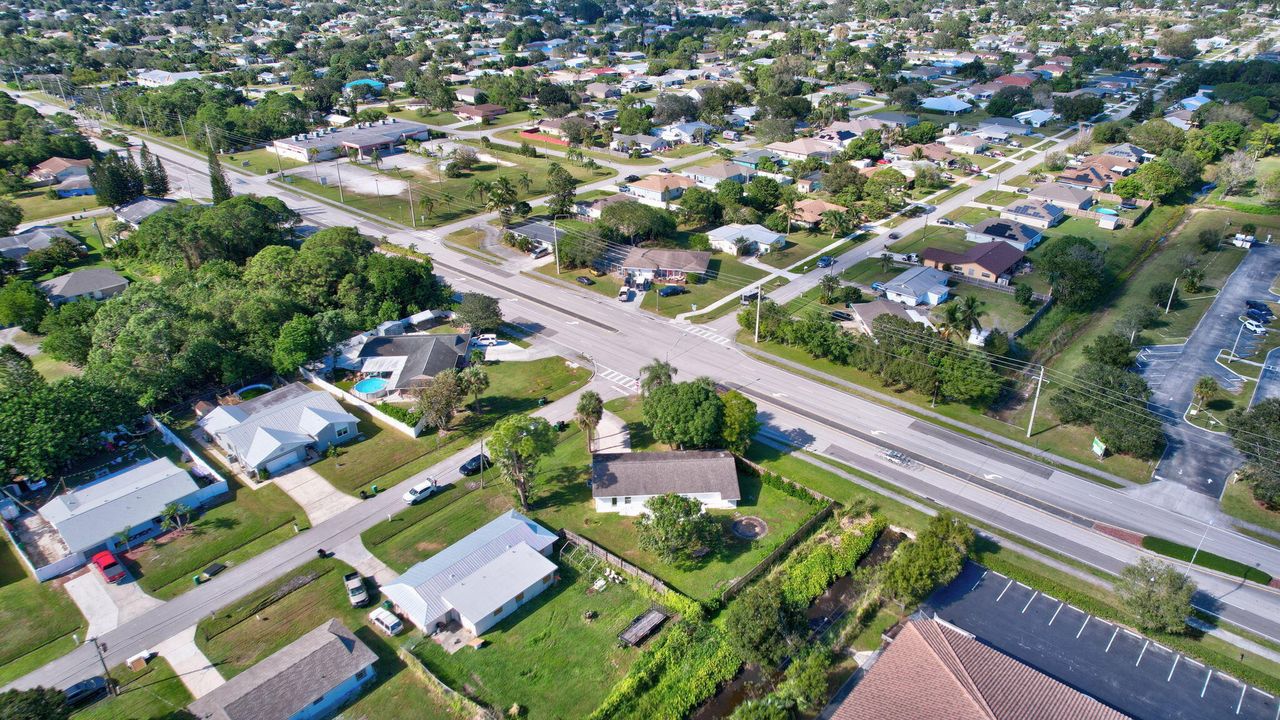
[831,619,1130,720]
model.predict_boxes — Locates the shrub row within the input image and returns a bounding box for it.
[781,515,887,607]
[376,401,423,426]
[760,470,824,507]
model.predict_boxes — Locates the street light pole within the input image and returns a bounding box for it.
[754,291,762,344]
[1164,270,1184,314]
[1026,365,1045,438]
[1231,320,1247,360]
[552,214,562,275]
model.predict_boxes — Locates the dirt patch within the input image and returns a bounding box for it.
[731,516,768,540]
[415,541,445,554]
[1093,521,1145,546]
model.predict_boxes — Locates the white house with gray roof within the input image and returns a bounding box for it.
[187,619,376,720]
[271,118,432,162]
[883,266,951,307]
[706,223,785,256]
[38,268,129,306]
[381,510,558,636]
[591,451,741,516]
[201,383,359,476]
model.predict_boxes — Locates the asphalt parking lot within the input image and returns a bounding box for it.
[924,563,1277,720]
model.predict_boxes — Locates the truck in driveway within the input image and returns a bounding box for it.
[343,572,369,607]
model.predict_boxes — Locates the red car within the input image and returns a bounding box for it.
[91,550,126,583]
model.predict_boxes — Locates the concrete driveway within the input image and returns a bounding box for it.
[153,626,225,699]
[271,466,360,525]
[64,568,162,637]
[1139,243,1280,500]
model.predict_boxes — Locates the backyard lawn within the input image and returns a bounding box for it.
[413,566,654,720]
[8,189,99,222]
[640,256,769,318]
[935,284,1033,334]
[885,226,969,255]
[757,230,844,269]
[0,540,85,686]
[71,658,191,720]
[365,481,516,573]
[126,479,309,600]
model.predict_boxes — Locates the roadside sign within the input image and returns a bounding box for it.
[1091,437,1106,458]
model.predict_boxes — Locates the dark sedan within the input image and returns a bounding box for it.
[65,677,109,709]
[460,454,492,476]
[576,276,596,286]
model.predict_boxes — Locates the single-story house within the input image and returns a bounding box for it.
[842,299,935,335]
[187,620,377,720]
[619,247,711,284]
[575,192,636,220]
[732,149,783,170]
[883,266,951,307]
[920,96,973,115]
[659,121,714,144]
[1056,156,1134,192]
[784,199,848,228]
[706,223,785,255]
[943,135,988,155]
[831,81,875,97]
[1014,108,1055,127]
[1000,198,1065,229]
[0,226,80,267]
[590,451,741,516]
[344,78,386,95]
[201,382,360,476]
[347,332,469,399]
[39,457,222,556]
[612,133,669,154]
[38,268,129,306]
[1028,181,1094,210]
[382,510,558,635]
[625,173,697,204]
[585,82,620,99]
[137,69,203,87]
[868,112,920,128]
[966,217,1044,252]
[922,240,1025,284]
[453,103,509,122]
[1102,142,1150,164]
[1178,94,1212,112]
[993,73,1035,88]
[828,619,1128,720]
[26,157,91,187]
[455,86,485,104]
[115,196,178,227]
[272,119,433,162]
[683,161,755,189]
[886,143,959,166]
[765,137,841,162]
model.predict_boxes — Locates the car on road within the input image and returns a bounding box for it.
[576,276,595,286]
[1244,319,1269,335]
[830,311,854,322]
[887,232,901,240]
[1246,300,1273,315]
[369,607,404,636]
[816,255,834,268]
[657,167,671,173]
[64,677,109,709]
[623,174,641,183]
[1016,186,1032,194]
[459,453,491,476]
[657,285,687,297]
[884,449,910,466]
[617,287,630,302]
[91,550,125,583]
[343,572,369,607]
[402,477,439,505]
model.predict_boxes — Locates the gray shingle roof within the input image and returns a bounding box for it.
[115,196,178,225]
[356,333,469,390]
[38,268,128,301]
[0,225,76,260]
[187,620,377,720]
[590,451,741,501]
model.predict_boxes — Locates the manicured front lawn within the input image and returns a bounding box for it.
[493,129,660,166]
[413,566,654,720]
[885,226,969,255]
[127,479,309,600]
[8,189,100,222]
[310,405,432,495]
[0,539,85,685]
[222,148,307,176]
[72,658,192,720]
[456,110,536,130]
[842,257,901,288]
[944,206,998,226]
[640,257,768,318]
[366,481,516,573]
[1222,480,1280,535]
[389,108,460,126]
[757,230,844,269]
[973,189,1024,206]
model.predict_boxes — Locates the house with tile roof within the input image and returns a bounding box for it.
[829,618,1128,720]
[382,510,559,635]
[200,383,360,476]
[590,451,741,515]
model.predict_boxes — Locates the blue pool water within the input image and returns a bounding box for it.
[1096,207,1119,216]
[353,377,388,394]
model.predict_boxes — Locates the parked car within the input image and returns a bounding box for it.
[816,256,834,268]
[369,607,404,636]
[473,334,498,346]
[740,290,761,305]
[657,285,687,297]
[871,282,886,292]
[623,174,641,183]
[64,677,109,709]
[1245,319,1269,335]
[657,167,670,173]
[1246,300,1273,314]
[617,287,630,302]
[1247,308,1271,324]
[576,276,595,286]
[532,246,552,259]
[936,218,954,226]
[343,572,369,607]
[1016,186,1032,194]
[887,232,900,240]
[830,311,854,322]
[459,454,491,476]
[402,477,439,505]
[91,550,125,583]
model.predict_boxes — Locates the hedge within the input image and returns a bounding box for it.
[781,515,887,606]
[376,402,423,426]
[588,621,740,720]
[1141,536,1273,585]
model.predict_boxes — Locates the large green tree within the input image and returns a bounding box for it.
[881,512,973,604]
[643,379,725,449]
[488,413,556,509]
[0,280,50,332]
[271,314,324,373]
[454,292,503,333]
[720,390,759,454]
[636,493,722,563]
[0,687,69,720]
[723,578,804,666]
[1117,558,1195,635]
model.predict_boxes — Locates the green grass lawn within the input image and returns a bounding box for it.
[0,539,86,685]
[640,256,769,318]
[126,479,310,600]
[1222,480,1280,535]
[8,189,101,223]
[757,230,843,269]
[492,129,660,166]
[689,275,790,324]
[222,148,307,176]
[366,481,515,573]
[71,658,191,720]
[413,566,654,720]
[842,257,902,287]
[456,110,536,130]
[886,226,969,255]
[389,108,460,126]
[656,143,711,159]
[1216,156,1280,211]
[973,190,1024,206]
[313,357,589,495]
[6,330,82,380]
[935,284,1033,334]
[944,206,999,226]
[1141,535,1271,584]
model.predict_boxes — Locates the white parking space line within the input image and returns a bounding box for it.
[1077,615,1090,638]
[1136,640,1150,667]
[1202,669,1214,698]
[996,578,1014,602]
[1106,627,1120,652]
[971,570,988,591]
[1021,591,1039,613]
[1237,684,1247,714]
[1168,655,1180,681]
[1048,601,1064,626]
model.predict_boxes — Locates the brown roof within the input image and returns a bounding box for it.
[619,246,711,273]
[591,451,741,501]
[785,198,848,224]
[922,241,1024,276]
[31,157,91,174]
[629,174,698,193]
[831,619,1130,720]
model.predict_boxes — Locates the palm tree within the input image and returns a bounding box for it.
[910,146,926,161]
[161,502,192,532]
[779,190,800,240]
[369,148,382,169]
[419,195,435,220]
[466,178,492,203]
[819,273,842,304]
[114,526,133,552]
[460,365,490,413]
[575,390,604,452]
[957,295,984,334]
[879,252,894,273]
[516,172,533,194]
[820,210,851,239]
[1193,376,1220,410]
[639,358,677,396]
[937,303,965,342]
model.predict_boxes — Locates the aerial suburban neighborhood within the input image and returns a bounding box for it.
[1,0,1280,718]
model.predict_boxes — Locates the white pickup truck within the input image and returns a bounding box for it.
[343,572,369,607]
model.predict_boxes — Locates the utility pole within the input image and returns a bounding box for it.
[333,156,346,204]
[54,76,66,104]
[754,290,762,344]
[406,177,417,228]
[140,107,149,134]
[177,114,189,146]
[1230,321,1247,360]
[1026,365,1045,438]
[204,124,214,153]
[88,637,117,695]
[1165,269,1184,314]
[552,214,561,274]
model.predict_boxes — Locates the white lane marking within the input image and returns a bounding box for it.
[1048,602,1064,626]
[996,578,1013,602]
[1105,627,1120,652]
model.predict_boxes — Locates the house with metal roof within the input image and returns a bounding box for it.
[115,196,178,227]
[39,457,223,556]
[706,223,785,256]
[920,95,973,115]
[271,118,432,162]
[201,383,359,476]
[38,268,129,306]
[187,620,377,720]
[590,451,741,516]
[381,510,559,636]
[883,266,951,307]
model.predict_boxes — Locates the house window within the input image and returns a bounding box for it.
[515,592,524,601]
[611,497,617,507]
[624,497,631,504]
[542,574,552,584]
[493,604,504,617]
[356,667,371,680]
[336,426,350,438]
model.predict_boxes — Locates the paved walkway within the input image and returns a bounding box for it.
[153,625,225,699]
[0,327,39,355]
[271,466,361,525]
[593,411,630,454]
[64,568,162,637]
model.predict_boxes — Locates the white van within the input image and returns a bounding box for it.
[474,334,498,346]
[402,477,439,505]
[369,607,404,636]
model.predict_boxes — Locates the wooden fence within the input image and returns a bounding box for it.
[718,503,835,602]
[560,529,673,595]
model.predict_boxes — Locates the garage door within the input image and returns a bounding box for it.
[265,448,306,475]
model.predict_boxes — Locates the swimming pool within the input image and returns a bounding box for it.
[1096,207,1119,216]
[353,377,389,397]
